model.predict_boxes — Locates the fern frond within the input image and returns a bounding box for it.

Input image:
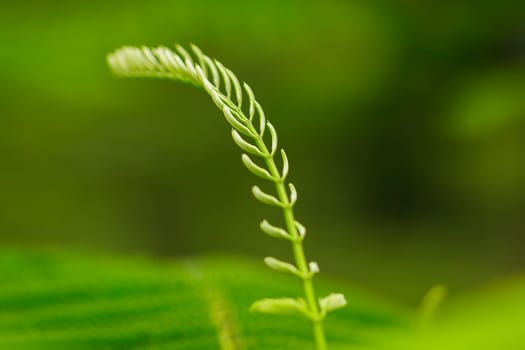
[107,43,346,350]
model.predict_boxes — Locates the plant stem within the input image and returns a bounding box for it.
[252,132,328,350]
[107,44,337,350]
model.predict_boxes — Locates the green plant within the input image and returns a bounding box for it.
[106,44,347,350]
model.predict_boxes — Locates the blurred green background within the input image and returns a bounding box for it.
[1,0,524,305]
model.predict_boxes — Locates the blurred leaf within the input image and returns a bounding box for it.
[1,251,524,349]
[445,69,525,138]
[0,251,409,349]
[419,275,525,350]
[374,275,525,350]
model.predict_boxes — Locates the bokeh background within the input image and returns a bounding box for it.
[1,0,524,305]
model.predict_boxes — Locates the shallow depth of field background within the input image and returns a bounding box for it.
[1,0,524,305]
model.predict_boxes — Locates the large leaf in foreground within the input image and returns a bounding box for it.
[0,251,409,349]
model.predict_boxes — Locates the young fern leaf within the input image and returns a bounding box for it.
[280,149,290,180]
[250,298,311,318]
[309,261,320,274]
[264,257,302,277]
[223,106,252,136]
[252,185,284,207]
[231,130,265,157]
[267,122,278,156]
[295,220,307,239]
[288,183,298,206]
[260,220,292,240]
[107,43,346,350]
[319,294,348,317]
[241,154,276,181]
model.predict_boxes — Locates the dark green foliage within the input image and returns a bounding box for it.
[1,0,524,303]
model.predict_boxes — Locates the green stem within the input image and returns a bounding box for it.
[251,131,328,350]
